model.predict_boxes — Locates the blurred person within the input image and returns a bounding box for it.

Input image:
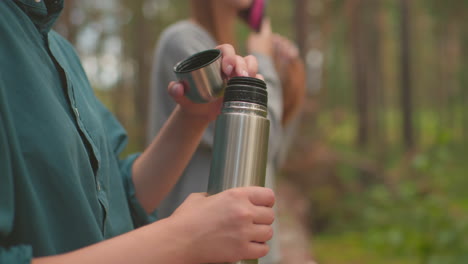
[147,0,306,263]
[0,0,276,263]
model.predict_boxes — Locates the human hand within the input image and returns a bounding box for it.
[271,34,306,125]
[247,19,273,57]
[272,33,300,80]
[170,187,275,263]
[168,44,261,123]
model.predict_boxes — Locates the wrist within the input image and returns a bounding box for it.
[147,217,197,264]
[175,104,219,126]
[177,106,211,126]
[165,215,199,264]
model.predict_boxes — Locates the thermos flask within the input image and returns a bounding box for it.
[208,76,270,264]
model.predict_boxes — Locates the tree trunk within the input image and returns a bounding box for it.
[132,1,151,147]
[54,0,79,45]
[365,0,384,153]
[348,0,369,149]
[462,30,468,141]
[400,0,414,150]
[294,0,309,58]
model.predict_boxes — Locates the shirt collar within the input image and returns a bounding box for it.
[14,0,64,33]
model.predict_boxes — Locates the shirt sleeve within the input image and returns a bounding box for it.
[0,246,33,264]
[94,100,154,227]
[147,23,218,148]
[0,76,34,264]
[118,153,158,227]
[252,52,284,167]
[148,28,284,163]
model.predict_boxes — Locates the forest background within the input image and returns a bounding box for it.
[55,0,468,263]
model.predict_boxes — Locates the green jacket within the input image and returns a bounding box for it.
[0,1,151,262]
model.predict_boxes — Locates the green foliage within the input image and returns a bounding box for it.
[424,0,468,23]
[362,145,468,263]
[314,232,415,264]
[312,119,468,263]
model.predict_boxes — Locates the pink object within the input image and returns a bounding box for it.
[239,0,266,32]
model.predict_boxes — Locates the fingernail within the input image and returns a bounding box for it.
[226,65,233,76]
[242,70,249,77]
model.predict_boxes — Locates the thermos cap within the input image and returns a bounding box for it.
[224,77,268,107]
[174,49,225,103]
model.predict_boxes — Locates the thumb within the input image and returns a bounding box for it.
[168,81,185,98]
[260,18,272,35]
[168,81,192,106]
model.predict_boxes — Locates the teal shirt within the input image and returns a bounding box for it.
[0,1,151,262]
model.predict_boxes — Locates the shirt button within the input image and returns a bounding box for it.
[35,0,41,2]
[97,182,101,191]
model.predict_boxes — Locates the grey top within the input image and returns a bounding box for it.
[147,20,283,264]
[148,20,283,215]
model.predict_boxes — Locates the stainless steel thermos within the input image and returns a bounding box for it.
[208,76,270,264]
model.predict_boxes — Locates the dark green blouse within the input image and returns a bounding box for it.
[0,1,151,262]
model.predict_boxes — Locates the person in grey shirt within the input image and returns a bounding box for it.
[147,1,306,263]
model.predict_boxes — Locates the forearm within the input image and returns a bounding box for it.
[132,105,210,213]
[32,218,193,264]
